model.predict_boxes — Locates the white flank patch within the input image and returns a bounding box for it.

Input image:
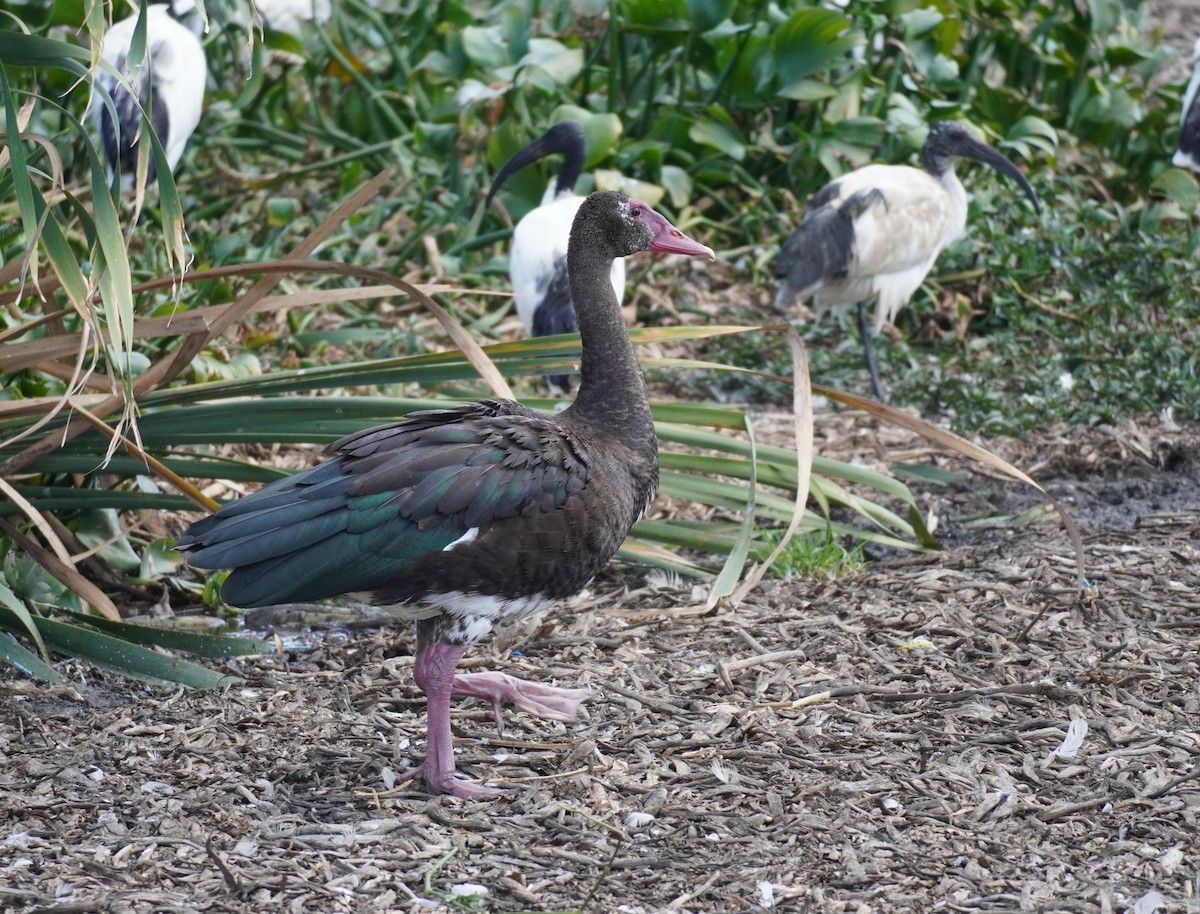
[442,527,480,551]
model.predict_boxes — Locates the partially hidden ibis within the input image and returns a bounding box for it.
[773,121,1041,401]
[176,192,714,799]
[92,0,207,191]
[485,121,626,391]
[1174,39,1200,173]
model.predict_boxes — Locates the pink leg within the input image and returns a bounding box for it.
[399,643,505,798]
[451,671,594,734]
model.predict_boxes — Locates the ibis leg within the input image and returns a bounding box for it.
[401,642,506,798]
[855,301,887,402]
[452,671,594,734]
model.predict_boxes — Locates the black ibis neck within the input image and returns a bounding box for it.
[921,144,954,179]
[563,228,652,443]
[553,129,587,198]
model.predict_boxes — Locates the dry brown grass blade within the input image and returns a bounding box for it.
[812,381,1087,589]
[0,518,121,622]
[0,169,395,477]
[0,96,35,170]
[729,325,813,605]
[0,476,74,566]
[2,284,442,372]
[0,257,511,476]
[0,322,100,452]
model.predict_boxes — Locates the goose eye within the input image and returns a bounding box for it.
[630,206,642,216]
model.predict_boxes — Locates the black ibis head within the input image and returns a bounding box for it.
[922,121,1040,215]
[484,120,588,209]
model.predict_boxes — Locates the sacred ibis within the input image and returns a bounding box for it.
[774,121,1040,401]
[92,0,206,191]
[484,120,626,391]
[1174,39,1200,172]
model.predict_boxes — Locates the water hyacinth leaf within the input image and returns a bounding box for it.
[777,78,838,102]
[899,7,944,39]
[551,106,623,166]
[659,165,693,208]
[1003,115,1060,158]
[568,0,610,15]
[138,538,185,582]
[688,118,745,161]
[594,169,664,206]
[622,0,688,30]
[462,25,509,70]
[1151,169,1199,215]
[772,7,855,88]
[515,39,583,85]
[687,0,733,33]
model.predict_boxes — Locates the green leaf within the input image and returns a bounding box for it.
[462,25,509,70]
[0,579,50,660]
[687,0,734,33]
[688,119,745,161]
[1150,168,1199,215]
[0,633,64,683]
[34,616,241,688]
[75,510,141,572]
[660,165,694,209]
[60,610,272,659]
[772,8,855,86]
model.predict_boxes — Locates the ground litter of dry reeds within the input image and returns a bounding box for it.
[3,411,1198,914]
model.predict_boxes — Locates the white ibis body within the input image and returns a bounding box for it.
[774,121,1040,400]
[251,0,332,37]
[92,0,206,191]
[177,193,714,798]
[1174,39,1200,172]
[485,121,626,391]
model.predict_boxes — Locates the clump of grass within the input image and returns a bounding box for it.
[760,532,866,581]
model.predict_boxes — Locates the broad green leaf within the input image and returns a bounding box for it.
[462,25,509,70]
[899,7,944,39]
[772,8,855,85]
[687,0,733,32]
[660,164,694,209]
[688,119,745,161]
[1151,169,1199,215]
[74,510,141,572]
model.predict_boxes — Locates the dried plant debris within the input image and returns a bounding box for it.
[3,415,1199,914]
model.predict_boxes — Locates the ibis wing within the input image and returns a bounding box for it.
[837,166,962,277]
[774,179,882,303]
[178,401,590,607]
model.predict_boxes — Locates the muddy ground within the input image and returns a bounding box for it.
[2,411,1198,914]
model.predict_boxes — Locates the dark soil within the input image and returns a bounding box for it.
[3,413,1198,914]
